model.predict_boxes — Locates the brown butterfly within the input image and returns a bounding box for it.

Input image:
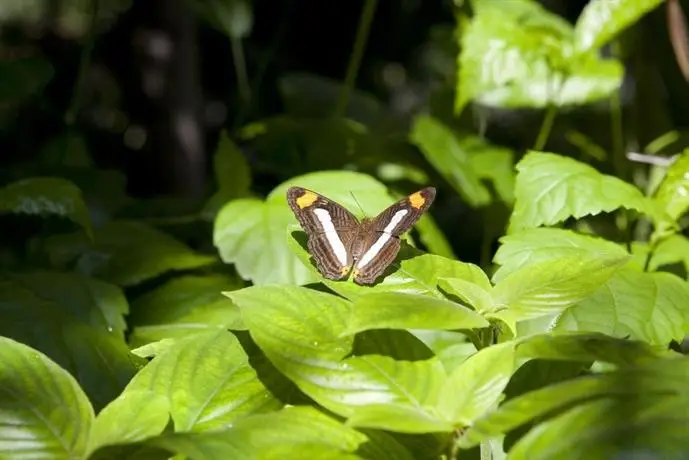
[287,186,436,285]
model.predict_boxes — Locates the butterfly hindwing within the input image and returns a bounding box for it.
[286,186,359,279]
[352,187,436,285]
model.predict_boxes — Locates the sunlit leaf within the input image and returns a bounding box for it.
[648,233,689,271]
[125,330,281,432]
[508,151,664,232]
[574,0,665,53]
[492,253,628,322]
[0,337,93,459]
[0,177,92,237]
[492,227,629,283]
[653,149,689,229]
[437,277,493,312]
[129,274,245,347]
[555,268,689,345]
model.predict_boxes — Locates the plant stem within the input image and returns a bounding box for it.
[610,41,625,178]
[335,0,378,117]
[533,105,557,151]
[64,0,99,127]
[231,36,251,106]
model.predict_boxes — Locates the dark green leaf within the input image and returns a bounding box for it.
[0,177,93,237]
[126,330,280,432]
[202,131,252,220]
[356,430,414,460]
[410,115,490,207]
[150,406,367,459]
[574,0,665,53]
[347,292,488,335]
[509,152,664,232]
[414,213,457,259]
[129,274,245,348]
[0,57,54,102]
[0,272,140,410]
[46,220,216,287]
[554,268,689,345]
[0,337,93,459]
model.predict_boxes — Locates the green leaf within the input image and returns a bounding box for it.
[86,390,169,457]
[193,0,253,39]
[228,285,452,431]
[0,56,54,102]
[151,406,367,459]
[437,278,493,312]
[215,170,399,285]
[554,268,689,345]
[413,330,477,373]
[0,337,93,459]
[653,149,689,223]
[355,430,414,460]
[648,233,689,271]
[202,131,252,220]
[492,228,629,283]
[0,177,93,237]
[414,213,457,259]
[457,3,623,110]
[438,342,516,425]
[491,253,628,322]
[289,230,489,301]
[353,330,434,362]
[508,151,663,232]
[0,272,140,410]
[46,220,216,287]
[347,292,489,335]
[409,115,491,207]
[516,332,663,366]
[470,145,516,204]
[574,0,665,53]
[125,330,280,432]
[342,355,453,433]
[128,274,245,348]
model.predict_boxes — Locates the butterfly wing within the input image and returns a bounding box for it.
[353,187,436,285]
[286,186,360,280]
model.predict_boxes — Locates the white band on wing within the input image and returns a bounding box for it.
[355,209,408,269]
[313,208,349,266]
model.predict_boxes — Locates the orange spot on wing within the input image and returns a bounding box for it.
[408,191,426,209]
[296,191,318,208]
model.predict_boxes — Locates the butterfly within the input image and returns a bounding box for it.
[287,186,436,285]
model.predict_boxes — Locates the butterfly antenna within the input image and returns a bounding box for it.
[350,191,367,217]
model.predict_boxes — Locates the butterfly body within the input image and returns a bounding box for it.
[287,186,436,285]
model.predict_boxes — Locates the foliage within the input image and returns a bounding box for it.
[2,0,689,459]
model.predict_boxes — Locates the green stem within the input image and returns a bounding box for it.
[335,0,378,117]
[231,36,251,106]
[610,41,625,178]
[533,105,557,151]
[64,0,99,127]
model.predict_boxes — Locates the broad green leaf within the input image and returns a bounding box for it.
[492,254,628,322]
[457,4,623,110]
[202,131,253,220]
[0,337,93,459]
[129,274,245,348]
[492,227,629,283]
[289,230,489,300]
[438,342,516,425]
[470,145,516,204]
[86,391,169,457]
[648,233,689,271]
[517,332,663,366]
[151,406,366,459]
[353,329,435,362]
[653,149,689,224]
[574,0,665,53]
[554,268,689,345]
[409,115,490,207]
[509,398,689,459]
[215,171,399,285]
[347,292,489,335]
[125,330,281,432]
[46,220,216,287]
[355,429,414,460]
[0,273,140,410]
[0,177,92,237]
[508,151,663,232]
[412,330,477,373]
[342,355,453,433]
[437,278,493,312]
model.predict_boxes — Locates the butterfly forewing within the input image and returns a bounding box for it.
[286,186,359,279]
[352,187,436,285]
